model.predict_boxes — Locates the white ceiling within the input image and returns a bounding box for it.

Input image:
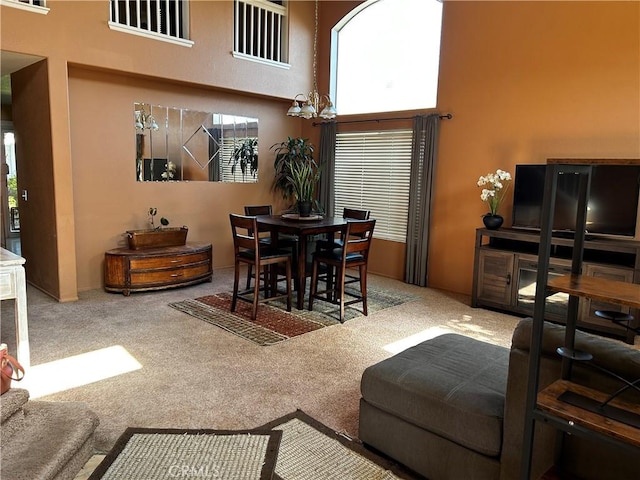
[1,51,44,103]
[1,51,43,76]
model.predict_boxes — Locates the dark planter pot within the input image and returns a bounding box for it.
[298,201,313,217]
[482,214,504,230]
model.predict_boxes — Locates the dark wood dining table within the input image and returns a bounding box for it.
[256,214,348,309]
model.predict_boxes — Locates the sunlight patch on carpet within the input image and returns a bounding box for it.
[21,345,142,399]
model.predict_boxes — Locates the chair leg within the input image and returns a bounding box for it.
[309,259,318,311]
[360,264,368,316]
[263,265,270,297]
[326,265,335,301]
[251,264,260,320]
[246,265,253,289]
[338,266,346,323]
[231,260,241,312]
[285,259,292,312]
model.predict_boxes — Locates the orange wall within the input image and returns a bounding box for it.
[1,0,312,297]
[2,1,639,298]
[68,67,300,291]
[319,0,640,295]
[432,0,640,295]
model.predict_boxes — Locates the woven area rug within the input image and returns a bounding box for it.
[88,428,281,480]
[168,287,417,346]
[260,410,416,480]
[88,411,415,480]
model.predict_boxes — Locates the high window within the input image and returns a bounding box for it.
[1,0,48,13]
[333,0,443,114]
[234,0,288,65]
[109,0,190,45]
[334,130,413,242]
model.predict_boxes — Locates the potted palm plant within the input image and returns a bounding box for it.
[271,137,321,215]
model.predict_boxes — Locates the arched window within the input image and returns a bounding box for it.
[332,0,443,115]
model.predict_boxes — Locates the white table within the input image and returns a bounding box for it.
[0,247,29,368]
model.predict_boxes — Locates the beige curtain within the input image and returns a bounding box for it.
[405,113,440,286]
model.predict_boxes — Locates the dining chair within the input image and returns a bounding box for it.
[244,204,299,291]
[230,214,292,320]
[315,208,371,293]
[308,219,376,323]
[315,207,371,252]
[243,205,273,290]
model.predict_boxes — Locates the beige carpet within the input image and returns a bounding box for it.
[0,268,522,458]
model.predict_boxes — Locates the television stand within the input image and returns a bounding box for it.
[552,231,575,239]
[472,227,640,343]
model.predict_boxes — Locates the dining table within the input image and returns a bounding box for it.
[256,214,348,309]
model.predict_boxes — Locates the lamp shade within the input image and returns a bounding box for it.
[300,102,316,119]
[319,103,337,119]
[287,101,302,116]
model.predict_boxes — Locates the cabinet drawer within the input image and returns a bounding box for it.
[130,263,211,285]
[130,251,209,270]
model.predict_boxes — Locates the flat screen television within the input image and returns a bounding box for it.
[512,164,640,238]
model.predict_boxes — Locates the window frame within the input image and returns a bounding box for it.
[330,0,442,115]
[233,0,290,68]
[0,0,49,14]
[108,0,194,48]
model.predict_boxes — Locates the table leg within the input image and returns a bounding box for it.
[14,266,30,369]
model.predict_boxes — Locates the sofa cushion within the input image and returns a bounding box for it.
[360,333,509,457]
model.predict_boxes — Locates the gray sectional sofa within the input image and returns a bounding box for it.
[359,318,640,480]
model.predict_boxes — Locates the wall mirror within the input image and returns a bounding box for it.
[134,102,259,182]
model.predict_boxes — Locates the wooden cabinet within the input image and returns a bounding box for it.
[579,263,635,336]
[104,243,213,295]
[472,227,640,343]
[475,249,514,307]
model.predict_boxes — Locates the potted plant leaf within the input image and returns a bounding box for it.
[287,160,321,217]
[271,137,321,215]
[230,137,258,180]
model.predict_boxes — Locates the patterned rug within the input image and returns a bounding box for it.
[88,410,416,480]
[169,287,417,346]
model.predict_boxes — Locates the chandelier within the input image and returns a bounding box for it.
[135,104,159,131]
[286,0,337,120]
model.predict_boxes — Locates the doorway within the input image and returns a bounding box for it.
[1,125,20,255]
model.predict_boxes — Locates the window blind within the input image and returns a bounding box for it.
[334,130,413,243]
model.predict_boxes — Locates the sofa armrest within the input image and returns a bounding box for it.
[500,318,640,480]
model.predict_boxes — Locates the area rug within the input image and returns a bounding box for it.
[260,410,416,480]
[88,428,281,480]
[168,287,417,346]
[88,411,415,480]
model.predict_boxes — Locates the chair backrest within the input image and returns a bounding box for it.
[243,205,272,236]
[343,208,370,220]
[229,214,260,255]
[343,219,376,260]
[244,205,272,216]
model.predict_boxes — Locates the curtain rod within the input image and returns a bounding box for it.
[312,113,452,127]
